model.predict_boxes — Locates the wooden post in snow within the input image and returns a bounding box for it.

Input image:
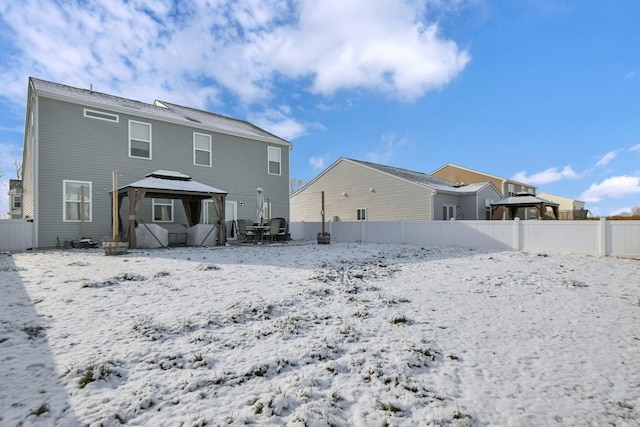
[321,190,325,235]
[112,170,118,240]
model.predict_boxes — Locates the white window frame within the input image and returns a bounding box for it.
[193,132,212,167]
[84,108,119,123]
[152,198,174,222]
[357,208,367,221]
[268,146,281,176]
[11,194,21,210]
[129,120,152,159]
[63,180,92,222]
[442,204,456,220]
[507,183,515,196]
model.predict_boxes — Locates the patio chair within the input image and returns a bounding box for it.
[264,218,280,243]
[237,219,255,243]
[271,217,289,242]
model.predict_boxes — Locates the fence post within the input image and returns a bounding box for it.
[514,217,521,251]
[598,218,606,257]
[450,218,456,247]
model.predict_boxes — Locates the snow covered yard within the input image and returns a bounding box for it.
[1,242,639,426]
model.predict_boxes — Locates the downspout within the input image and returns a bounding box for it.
[33,92,39,249]
[430,190,437,220]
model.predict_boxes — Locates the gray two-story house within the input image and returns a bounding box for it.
[21,77,292,249]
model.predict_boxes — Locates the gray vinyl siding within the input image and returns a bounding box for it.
[433,193,458,220]
[456,194,477,220]
[434,186,502,220]
[477,185,502,219]
[32,96,289,248]
[291,160,433,222]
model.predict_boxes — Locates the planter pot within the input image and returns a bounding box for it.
[103,241,129,256]
[317,235,331,245]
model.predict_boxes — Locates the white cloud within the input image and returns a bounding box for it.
[309,153,330,170]
[630,144,640,152]
[595,151,617,167]
[511,166,578,185]
[608,206,632,216]
[579,175,640,203]
[269,0,470,100]
[249,107,308,141]
[0,0,470,107]
[625,67,639,80]
[366,132,408,164]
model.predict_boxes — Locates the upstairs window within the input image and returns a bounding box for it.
[507,183,515,196]
[129,120,152,159]
[84,108,119,122]
[268,146,281,175]
[152,199,174,222]
[11,194,21,210]
[63,180,92,222]
[193,132,212,167]
[357,208,367,221]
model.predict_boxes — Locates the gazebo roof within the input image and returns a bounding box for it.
[117,170,226,199]
[490,193,560,220]
[491,193,559,208]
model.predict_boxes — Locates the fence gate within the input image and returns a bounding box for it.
[0,219,34,251]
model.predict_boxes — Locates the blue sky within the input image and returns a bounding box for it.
[1,0,639,217]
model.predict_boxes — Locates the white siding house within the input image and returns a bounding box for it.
[291,158,502,222]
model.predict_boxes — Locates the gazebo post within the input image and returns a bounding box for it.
[128,188,137,249]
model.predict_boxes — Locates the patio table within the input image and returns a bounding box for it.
[245,225,270,243]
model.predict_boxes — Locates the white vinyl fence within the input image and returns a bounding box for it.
[290,219,640,258]
[0,219,34,251]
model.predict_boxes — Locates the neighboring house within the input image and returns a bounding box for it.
[432,163,537,197]
[432,163,537,220]
[21,77,291,249]
[8,179,22,219]
[290,158,502,222]
[537,192,589,219]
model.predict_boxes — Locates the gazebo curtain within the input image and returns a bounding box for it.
[182,199,202,227]
[214,195,226,244]
[491,203,559,220]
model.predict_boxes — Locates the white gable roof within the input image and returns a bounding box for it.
[29,78,291,147]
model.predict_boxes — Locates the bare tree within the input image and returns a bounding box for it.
[290,178,306,195]
[14,159,22,179]
[631,206,640,217]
